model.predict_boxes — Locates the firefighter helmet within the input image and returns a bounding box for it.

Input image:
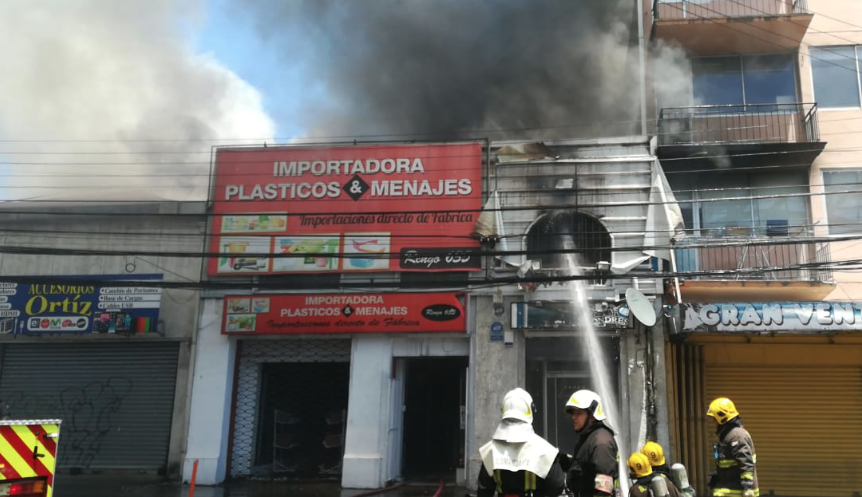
[501,388,534,424]
[627,452,653,478]
[706,397,739,425]
[641,441,666,466]
[564,389,606,421]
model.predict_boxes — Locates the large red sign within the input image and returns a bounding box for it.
[207,143,483,276]
[222,293,466,335]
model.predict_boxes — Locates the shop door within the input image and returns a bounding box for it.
[402,357,466,480]
[229,339,351,478]
[0,342,179,472]
[256,362,350,477]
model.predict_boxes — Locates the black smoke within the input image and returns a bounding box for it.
[245,0,642,140]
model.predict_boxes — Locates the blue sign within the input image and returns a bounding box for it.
[0,275,163,335]
[490,321,504,341]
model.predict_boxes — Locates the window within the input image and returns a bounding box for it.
[691,55,796,108]
[525,212,611,269]
[669,170,809,235]
[823,170,862,235]
[811,47,861,109]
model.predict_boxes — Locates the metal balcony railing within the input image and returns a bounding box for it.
[673,229,832,283]
[653,0,809,20]
[657,103,819,146]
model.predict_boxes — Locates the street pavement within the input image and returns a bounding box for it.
[55,475,469,497]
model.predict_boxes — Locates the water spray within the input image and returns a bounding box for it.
[560,229,630,497]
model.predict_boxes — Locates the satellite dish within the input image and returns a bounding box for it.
[625,288,656,327]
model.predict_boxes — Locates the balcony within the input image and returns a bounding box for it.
[673,229,835,302]
[656,103,825,167]
[652,0,813,55]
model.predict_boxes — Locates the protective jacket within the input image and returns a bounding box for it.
[478,422,566,497]
[710,419,759,497]
[628,473,683,497]
[570,421,619,497]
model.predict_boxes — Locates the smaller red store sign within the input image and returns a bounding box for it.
[222,293,466,335]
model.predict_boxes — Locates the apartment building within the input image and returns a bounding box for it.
[648,0,862,494]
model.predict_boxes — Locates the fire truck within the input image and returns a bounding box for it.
[0,420,61,497]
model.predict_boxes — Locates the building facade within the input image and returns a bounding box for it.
[649,0,862,494]
[0,201,206,477]
[182,137,680,489]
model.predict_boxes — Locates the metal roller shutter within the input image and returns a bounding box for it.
[706,365,862,496]
[0,342,180,472]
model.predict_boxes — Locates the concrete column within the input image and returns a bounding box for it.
[342,335,393,489]
[468,295,525,488]
[622,324,648,458]
[651,300,672,457]
[182,299,236,485]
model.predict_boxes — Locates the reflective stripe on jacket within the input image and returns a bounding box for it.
[477,460,567,497]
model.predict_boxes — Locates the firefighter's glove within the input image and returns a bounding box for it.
[707,472,717,488]
[742,490,755,497]
[557,453,575,472]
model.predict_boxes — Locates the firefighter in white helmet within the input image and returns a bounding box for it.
[564,389,619,497]
[478,388,567,497]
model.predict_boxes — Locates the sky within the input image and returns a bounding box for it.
[0,0,665,202]
[195,0,310,140]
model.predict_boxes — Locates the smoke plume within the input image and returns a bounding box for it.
[243,0,644,141]
[0,0,275,202]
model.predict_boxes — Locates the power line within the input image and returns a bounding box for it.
[1,184,861,213]
[0,257,856,292]
[0,141,850,169]
[718,0,862,49]
[0,157,854,179]
[1,230,859,259]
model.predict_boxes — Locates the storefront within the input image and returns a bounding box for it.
[0,276,183,473]
[221,292,469,485]
[512,299,627,451]
[668,302,862,497]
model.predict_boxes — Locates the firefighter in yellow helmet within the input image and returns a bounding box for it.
[626,453,681,497]
[640,442,670,479]
[478,388,567,497]
[706,398,759,497]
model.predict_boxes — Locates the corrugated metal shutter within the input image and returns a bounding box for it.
[0,342,179,472]
[707,365,862,496]
[667,343,711,497]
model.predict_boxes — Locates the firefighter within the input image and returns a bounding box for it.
[626,453,682,497]
[564,389,619,497]
[478,388,567,497]
[706,397,759,497]
[640,442,670,478]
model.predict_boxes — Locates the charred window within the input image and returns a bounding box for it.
[526,211,611,269]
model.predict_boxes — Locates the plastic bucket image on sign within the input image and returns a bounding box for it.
[344,235,390,271]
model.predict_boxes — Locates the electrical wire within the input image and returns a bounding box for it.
[2,256,859,292]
